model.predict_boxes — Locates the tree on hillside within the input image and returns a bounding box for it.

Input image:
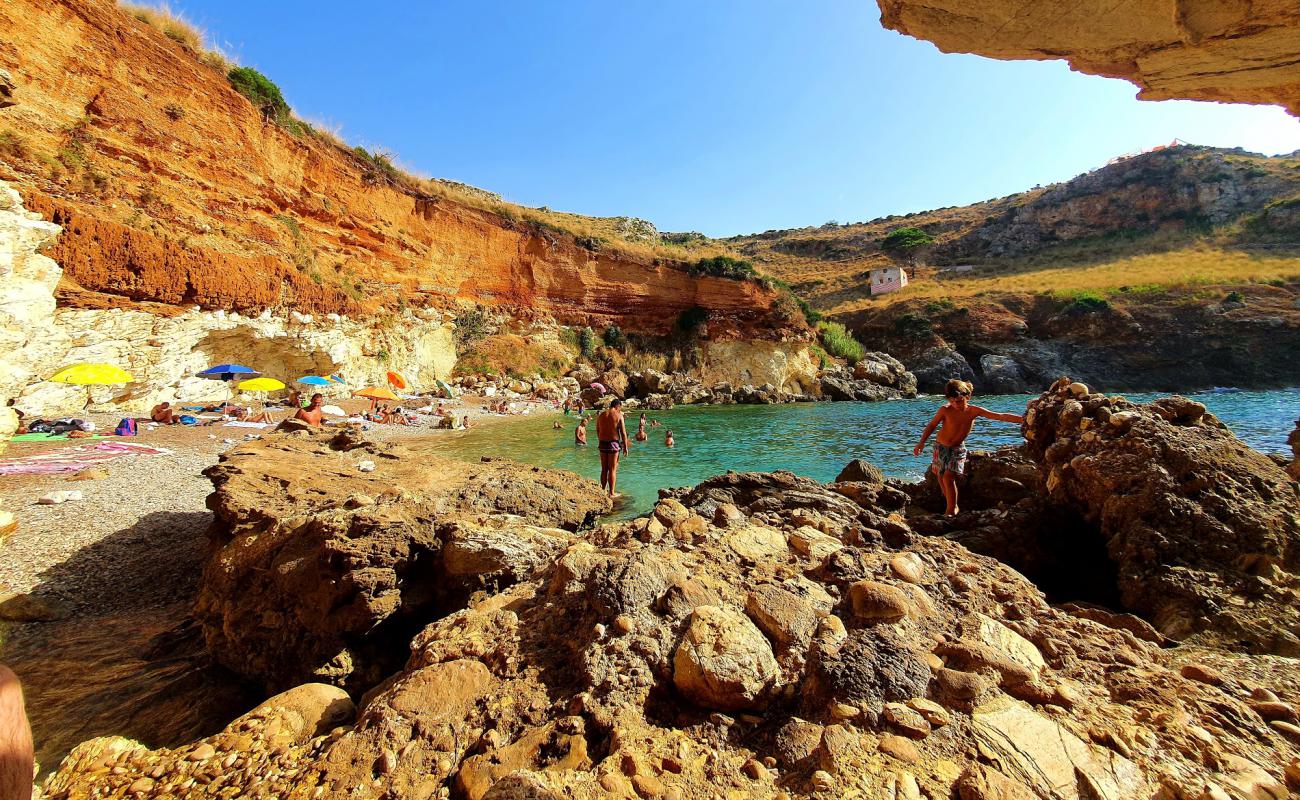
[881,226,935,274]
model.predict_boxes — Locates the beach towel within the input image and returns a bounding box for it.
[223,421,271,428]
[0,441,172,476]
[9,432,104,443]
[179,414,199,425]
[114,418,137,436]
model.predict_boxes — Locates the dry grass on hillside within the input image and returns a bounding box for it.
[117,2,232,71]
[832,247,1300,314]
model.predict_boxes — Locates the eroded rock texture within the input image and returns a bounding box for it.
[1022,380,1300,654]
[44,443,1300,799]
[877,0,1300,115]
[196,428,610,692]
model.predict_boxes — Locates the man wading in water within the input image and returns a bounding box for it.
[595,399,630,497]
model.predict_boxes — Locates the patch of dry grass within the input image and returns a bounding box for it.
[833,247,1300,314]
[118,2,233,71]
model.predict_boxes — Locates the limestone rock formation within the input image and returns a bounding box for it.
[877,0,1300,116]
[0,180,62,447]
[44,449,1300,799]
[1021,380,1300,653]
[196,428,610,692]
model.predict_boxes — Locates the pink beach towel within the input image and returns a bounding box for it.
[0,441,172,476]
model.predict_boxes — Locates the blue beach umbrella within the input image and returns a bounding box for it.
[297,376,332,386]
[329,374,347,385]
[197,364,259,382]
[197,364,258,402]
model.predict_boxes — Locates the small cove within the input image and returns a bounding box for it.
[438,388,1300,519]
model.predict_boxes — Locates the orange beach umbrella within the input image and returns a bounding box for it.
[386,370,408,390]
[354,387,399,402]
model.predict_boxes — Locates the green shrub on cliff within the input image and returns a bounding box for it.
[817,321,865,364]
[1059,290,1111,315]
[687,256,758,281]
[578,327,597,358]
[227,67,302,132]
[603,325,626,351]
[674,307,709,338]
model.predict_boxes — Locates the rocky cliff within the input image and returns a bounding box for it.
[876,0,1300,116]
[731,146,1300,393]
[0,0,786,333]
[846,282,1300,394]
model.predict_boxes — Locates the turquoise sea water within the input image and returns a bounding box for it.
[439,389,1299,519]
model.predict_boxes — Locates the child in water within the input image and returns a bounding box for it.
[913,379,1023,516]
[664,429,675,447]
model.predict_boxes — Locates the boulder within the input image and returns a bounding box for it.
[907,345,976,394]
[835,459,884,486]
[196,429,608,690]
[1024,380,1300,654]
[979,354,1031,394]
[673,605,778,710]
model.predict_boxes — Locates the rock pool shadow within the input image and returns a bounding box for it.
[1,510,259,778]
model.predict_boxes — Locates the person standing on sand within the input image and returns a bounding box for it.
[295,393,325,426]
[912,379,1023,516]
[595,400,630,496]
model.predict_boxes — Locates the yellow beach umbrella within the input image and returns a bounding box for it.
[50,364,134,385]
[237,378,286,392]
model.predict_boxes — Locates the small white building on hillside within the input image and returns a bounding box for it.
[868,266,909,295]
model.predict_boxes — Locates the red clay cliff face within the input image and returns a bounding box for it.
[877,0,1300,116]
[0,0,784,333]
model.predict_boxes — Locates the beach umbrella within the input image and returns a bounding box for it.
[354,386,398,410]
[330,374,347,384]
[386,370,408,390]
[236,378,286,397]
[237,377,285,414]
[354,386,398,401]
[321,404,347,417]
[51,363,134,385]
[51,363,134,410]
[435,379,454,398]
[297,376,332,386]
[197,364,258,382]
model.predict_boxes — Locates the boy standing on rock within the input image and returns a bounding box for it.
[913,379,1023,516]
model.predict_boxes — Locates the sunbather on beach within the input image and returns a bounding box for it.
[150,402,179,425]
[294,393,325,426]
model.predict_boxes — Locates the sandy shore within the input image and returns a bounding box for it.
[0,392,556,606]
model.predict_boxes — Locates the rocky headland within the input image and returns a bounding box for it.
[32,380,1300,799]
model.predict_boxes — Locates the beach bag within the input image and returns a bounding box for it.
[114,418,137,436]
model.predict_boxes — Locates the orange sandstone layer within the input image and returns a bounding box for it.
[0,0,789,335]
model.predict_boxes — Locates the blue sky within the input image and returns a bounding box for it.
[172,0,1300,237]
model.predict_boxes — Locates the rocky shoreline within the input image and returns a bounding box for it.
[28,380,1300,799]
[455,350,918,413]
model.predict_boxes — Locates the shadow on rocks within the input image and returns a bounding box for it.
[1,510,258,778]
